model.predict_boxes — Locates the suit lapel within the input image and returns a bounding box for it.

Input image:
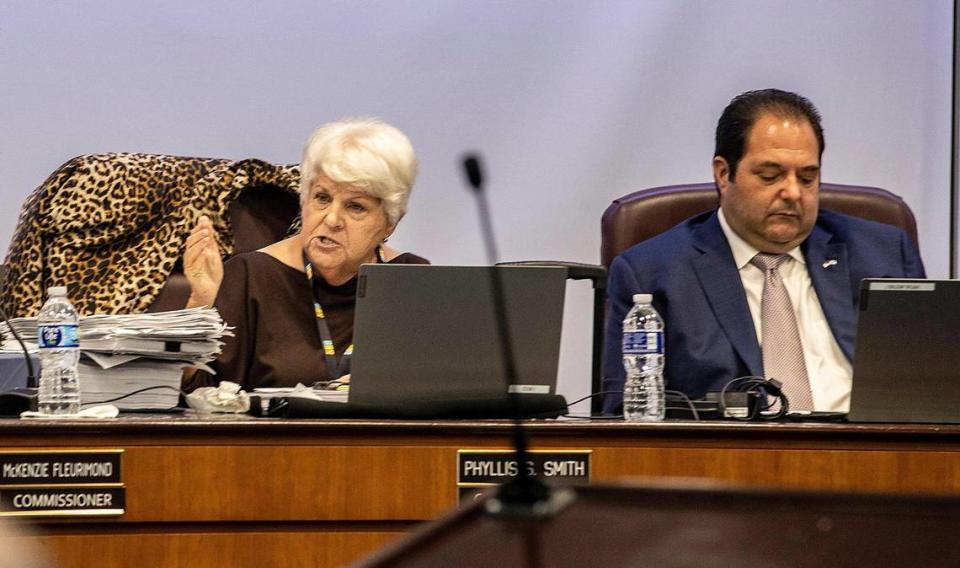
[802,225,855,361]
[690,213,763,375]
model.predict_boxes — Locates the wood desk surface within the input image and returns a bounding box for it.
[3,415,960,567]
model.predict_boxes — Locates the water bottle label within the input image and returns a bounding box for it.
[38,324,79,349]
[622,330,663,354]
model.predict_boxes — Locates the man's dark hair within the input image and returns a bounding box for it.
[714,89,825,181]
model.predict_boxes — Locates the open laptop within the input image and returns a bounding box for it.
[347,264,568,412]
[848,279,960,423]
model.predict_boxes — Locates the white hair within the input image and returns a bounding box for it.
[300,117,418,226]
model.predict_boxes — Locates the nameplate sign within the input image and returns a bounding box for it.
[869,281,936,292]
[0,450,122,485]
[0,487,125,517]
[0,450,124,517]
[457,450,591,484]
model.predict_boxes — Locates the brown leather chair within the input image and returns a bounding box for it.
[601,182,919,268]
[148,184,299,312]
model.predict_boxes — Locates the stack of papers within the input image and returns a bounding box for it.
[79,356,184,410]
[0,308,232,410]
[254,385,349,404]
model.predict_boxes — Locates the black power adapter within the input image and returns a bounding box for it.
[666,390,763,420]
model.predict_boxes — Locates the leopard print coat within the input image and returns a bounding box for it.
[1,153,299,317]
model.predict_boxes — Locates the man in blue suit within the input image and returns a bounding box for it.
[603,89,925,415]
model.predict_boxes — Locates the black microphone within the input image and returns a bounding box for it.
[461,154,499,265]
[0,267,36,389]
[463,155,483,190]
[459,153,571,519]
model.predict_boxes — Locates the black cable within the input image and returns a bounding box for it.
[664,389,699,421]
[563,389,623,409]
[513,390,624,419]
[81,385,183,407]
[580,380,791,422]
[568,378,789,422]
[719,376,763,420]
[562,389,701,420]
[718,375,788,421]
[561,389,638,420]
[560,413,629,420]
[560,389,701,420]
[572,389,701,421]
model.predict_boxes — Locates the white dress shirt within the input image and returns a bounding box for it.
[718,208,853,412]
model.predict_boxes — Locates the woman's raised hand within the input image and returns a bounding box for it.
[184,215,223,308]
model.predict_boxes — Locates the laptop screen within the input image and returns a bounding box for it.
[348,264,568,405]
[849,279,960,423]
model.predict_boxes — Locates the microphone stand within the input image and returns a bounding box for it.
[462,155,574,519]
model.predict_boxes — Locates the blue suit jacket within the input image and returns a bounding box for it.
[601,209,926,414]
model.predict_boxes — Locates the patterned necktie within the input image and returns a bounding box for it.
[749,253,813,411]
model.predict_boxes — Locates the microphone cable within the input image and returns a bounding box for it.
[563,378,790,422]
[557,389,700,421]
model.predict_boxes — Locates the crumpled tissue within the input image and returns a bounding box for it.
[286,383,324,400]
[186,381,250,413]
[20,405,120,419]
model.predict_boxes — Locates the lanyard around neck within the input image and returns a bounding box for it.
[303,246,386,381]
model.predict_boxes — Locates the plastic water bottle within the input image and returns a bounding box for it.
[37,286,81,415]
[622,293,665,422]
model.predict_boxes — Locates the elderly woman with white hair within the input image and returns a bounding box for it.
[182,118,427,390]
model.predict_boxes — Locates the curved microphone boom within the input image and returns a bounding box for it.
[460,153,570,519]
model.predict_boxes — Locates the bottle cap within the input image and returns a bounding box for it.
[633,293,652,304]
[48,286,67,296]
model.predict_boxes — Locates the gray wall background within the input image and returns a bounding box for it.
[0,1,952,409]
